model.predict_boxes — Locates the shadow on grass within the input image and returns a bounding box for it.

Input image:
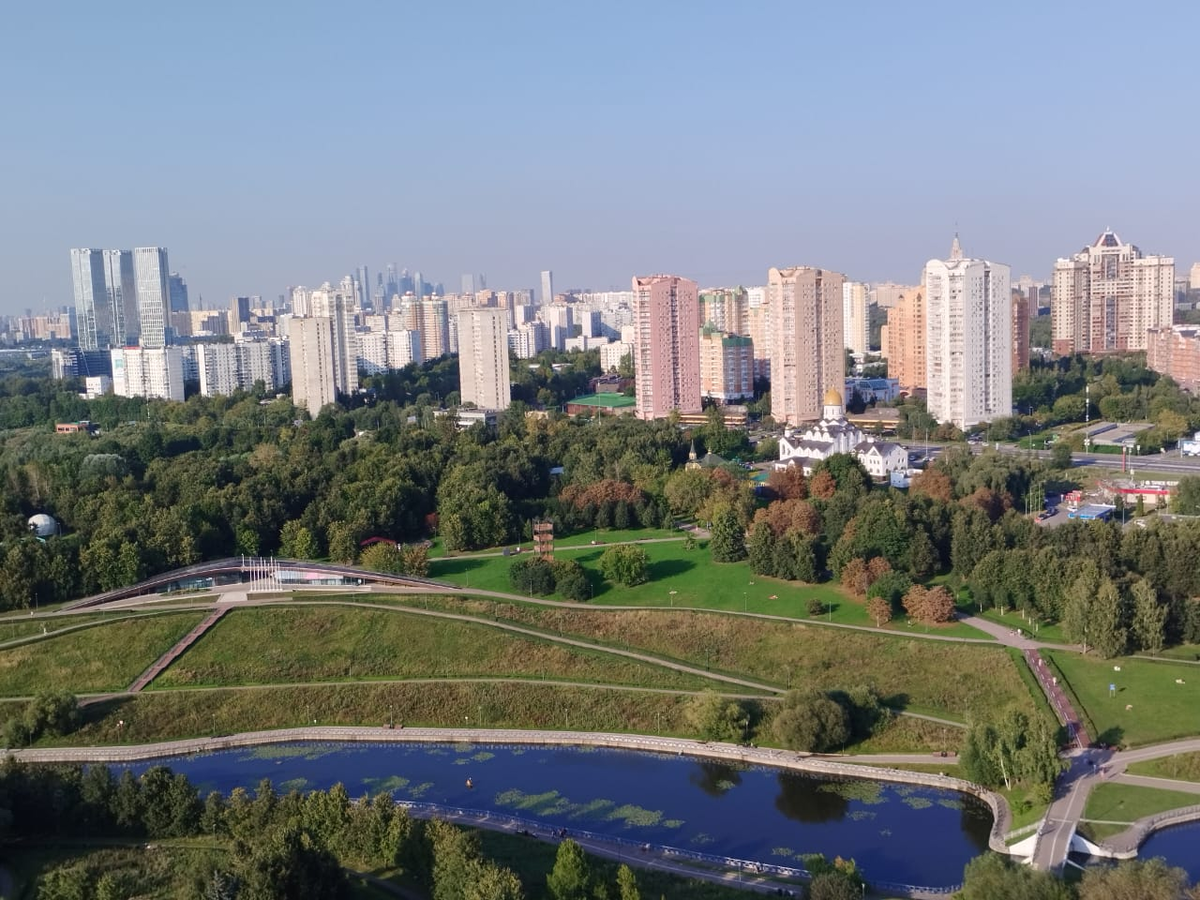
[1096,726,1124,748]
[429,558,490,578]
[647,558,697,581]
[78,694,134,730]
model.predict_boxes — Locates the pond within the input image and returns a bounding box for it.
[117,741,992,889]
[1138,821,1200,880]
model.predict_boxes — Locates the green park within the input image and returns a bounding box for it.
[4,350,1200,896]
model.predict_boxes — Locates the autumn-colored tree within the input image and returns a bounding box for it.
[910,467,953,502]
[904,584,956,624]
[765,467,808,501]
[961,487,1012,522]
[866,595,893,627]
[809,469,837,500]
[840,556,892,598]
[752,498,821,537]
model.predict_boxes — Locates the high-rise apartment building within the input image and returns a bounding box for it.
[768,266,846,425]
[168,272,189,312]
[699,328,753,402]
[70,249,111,351]
[289,316,337,417]
[746,288,771,380]
[1147,325,1200,392]
[102,250,138,345]
[133,247,171,348]
[509,321,549,360]
[842,281,870,354]
[1052,230,1174,354]
[870,282,911,310]
[1191,263,1200,292]
[924,238,1012,429]
[458,307,511,411]
[883,286,926,394]
[310,283,359,395]
[195,338,290,396]
[699,287,748,336]
[110,346,185,401]
[632,274,701,420]
[1012,288,1030,373]
[540,270,554,306]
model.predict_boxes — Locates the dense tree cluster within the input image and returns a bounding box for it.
[771,686,889,753]
[509,556,591,601]
[959,853,1199,900]
[597,544,650,587]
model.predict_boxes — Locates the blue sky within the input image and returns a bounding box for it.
[1,0,1196,312]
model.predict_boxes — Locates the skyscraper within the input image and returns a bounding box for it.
[540,270,554,306]
[1051,230,1174,354]
[768,266,846,426]
[102,250,138,345]
[924,237,1012,429]
[168,272,189,312]
[290,316,338,417]
[133,247,171,348]
[457,307,511,411]
[70,248,110,351]
[842,281,870,355]
[632,274,701,421]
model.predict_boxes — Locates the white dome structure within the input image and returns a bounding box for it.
[27,514,58,538]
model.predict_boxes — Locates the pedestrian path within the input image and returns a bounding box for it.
[126,605,228,692]
[1023,648,1090,748]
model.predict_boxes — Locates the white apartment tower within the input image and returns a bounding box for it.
[1051,229,1174,354]
[310,283,359,396]
[842,281,870,355]
[457,307,511,411]
[768,266,846,425]
[924,237,1012,429]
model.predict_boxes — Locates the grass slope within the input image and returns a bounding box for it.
[381,596,1037,721]
[154,606,722,692]
[1083,781,1200,824]
[1042,650,1200,747]
[1127,753,1200,783]
[431,541,989,639]
[0,612,206,696]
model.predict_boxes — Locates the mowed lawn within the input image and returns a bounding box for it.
[381,596,1035,721]
[154,606,725,692]
[1127,752,1200,782]
[1083,781,1200,824]
[0,612,206,695]
[1043,650,1200,747]
[429,528,683,558]
[430,542,989,640]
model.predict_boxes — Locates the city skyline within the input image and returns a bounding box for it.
[3,2,1198,314]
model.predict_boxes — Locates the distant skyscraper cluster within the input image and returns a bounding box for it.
[70,247,185,351]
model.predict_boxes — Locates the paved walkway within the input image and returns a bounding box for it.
[127,605,228,692]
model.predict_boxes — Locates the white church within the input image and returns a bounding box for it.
[775,389,908,480]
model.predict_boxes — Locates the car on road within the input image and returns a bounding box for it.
[1036,508,1056,521]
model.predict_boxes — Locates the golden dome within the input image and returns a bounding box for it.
[823,388,843,406]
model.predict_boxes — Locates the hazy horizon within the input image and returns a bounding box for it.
[2,1,1197,314]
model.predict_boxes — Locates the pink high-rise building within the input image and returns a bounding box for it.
[632,274,701,420]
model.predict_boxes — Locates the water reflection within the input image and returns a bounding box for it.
[689,760,744,797]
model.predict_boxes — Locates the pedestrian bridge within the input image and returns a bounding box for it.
[64,556,452,610]
[1010,822,1129,867]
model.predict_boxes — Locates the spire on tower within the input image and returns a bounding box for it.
[950,233,963,260]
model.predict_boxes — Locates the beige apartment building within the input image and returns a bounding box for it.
[1052,230,1174,354]
[768,266,846,425]
[699,327,754,402]
[699,287,748,336]
[289,316,337,417]
[633,274,701,420]
[843,281,870,354]
[1147,325,1200,392]
[457,307,511,411]
[883,285,926,394]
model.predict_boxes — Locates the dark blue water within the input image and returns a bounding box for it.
[1139,822,1200,880]
[118,741,991,888]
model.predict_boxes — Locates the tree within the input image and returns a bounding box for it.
[1130,579,1167,655]
[429,819,482,900]
[546,838,592,900]
[709,507,747,563]
[463,861,525,900]
[1175,476,1200,515]
[1078,858,1190,900]
[959,852,1072,900]
[238,821,348,900]
[279,520,319,559]
[615,865,640,900]
[683,691,746,742]
[359,541,404,574]
[598,544,649,586]
[1090,578,1128,658]
[866,596,892,627]
[809,873,862,900]
[747,523,777,577]
[1051,441,1074,470]
[552,559,590,602]
[903,584,956,624]
[509,557,557,596]
[326,520,359,564]
[772,689,850,752]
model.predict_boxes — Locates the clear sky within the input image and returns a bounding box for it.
[2,0,1197,313]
